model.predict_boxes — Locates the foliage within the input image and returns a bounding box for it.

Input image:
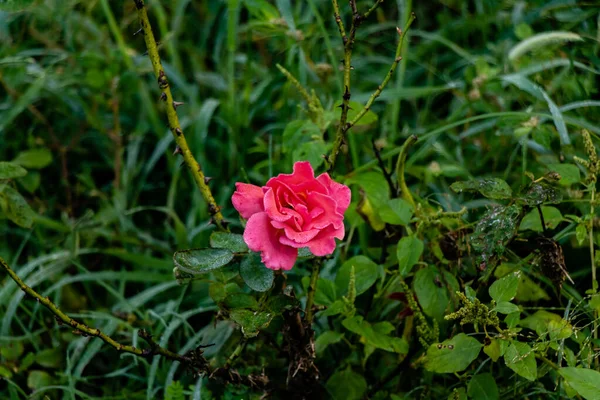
[1,0,599,399]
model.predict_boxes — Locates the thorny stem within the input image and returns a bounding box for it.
[348,13,416,130]
[0,256,192,365]
[132,0,227,231]
[305,258,322,325]
[372,139,397,196]
[395,135,418,208]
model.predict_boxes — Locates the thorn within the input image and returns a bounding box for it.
[350,65,355,70]
[204,176,213,184]
[395,56,402,62]
[159,92,167,101]
[396,27,402,36]
[157,70,169,89]
[133,27,143,36]
[173,101,184,109]
[173,146,182,156]
[175,127,183,136]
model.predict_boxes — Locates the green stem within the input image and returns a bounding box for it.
[0,256,191,365]
[223,339,247,370]
[395,135,418,208]
[132,0,227,231]
[305,258,322,325]
[348,13,415,129]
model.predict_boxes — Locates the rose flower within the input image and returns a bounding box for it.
[232,161,351,270]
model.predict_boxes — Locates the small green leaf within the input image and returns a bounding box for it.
[223,293,258,310]
[27,370,52,390]
[210,232,249,253]
[173,248,234,275]
[335,256,378,296]
[397,235,424,276]
[342,316,408,354]
[504,341,537,381]
[489,271,520,302]
[518,181,562,206]
[468,373,499,400]
[493,301,520,314]
[425,333,482,373]
[558,367,600,400]
[0,185,36,228]
[18,170,40,193]
[239,252,274,292]
[319,299,346,317]
[315,331,344,354]
[520,310,572,340]
[414,265,449,321]
[483,339,502,362]
[519,206,563,232]
[35,348,64,369]
[576,223,587,245]
[326,367,367,400]
[546,163,581,186]
[0,365,12,379]
[450,178,512,199]
[12,148,53,169]
[229,309,273,338]
[0,162,27,179]
[379,198,414,226]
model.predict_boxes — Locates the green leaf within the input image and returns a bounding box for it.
[335,256,378,297]
[333,100,378,126]
[450,178,512,199]
[0,185,36,228]
[379,198,414,226]
[223,293,258,310]
[35,348,64,369]
[424,333,482,373]
[558,367,600,400]
[342,316,408,354]
[239,252,274,292]
[509,31,583,61]
[504,341,537,381]
[12,148,53,169]
[576,223,587,245]
[397,235,424,276]
[18,170,40,193]
[229,309,273,338]
[489,271,520,302]
[471,204,523,267]
[492,301,520,314]
[315,331,344,354]
[173,248,234,275]
[210,232,248,253]
[326,368,367,400]
[546,163,581,186]
[519,206,563,232]
[520,310,572,340]
[319,299,346,317]
[0,162,27,179]
[448,388,467,400]
[483,339,502,362]
[518,181,562,206]
[0,365,12,379]
[27,370,52,390]
[0,0,35,11]
[414,265,449,321]
[468,373,499,400]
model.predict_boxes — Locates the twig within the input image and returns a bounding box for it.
[223,339,247,370]
[363,0,384,20]
[395,135,418,208]
[132,0,227,231]
[372,139,397,195]
[0,256,194,365]
[348,14,416,130]
[305,258,322,325]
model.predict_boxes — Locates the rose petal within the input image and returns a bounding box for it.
[232,183,265,219]
[306,191,344,230]
[317,173,351,214]
[243,212,298,270]
[305,224,345,256]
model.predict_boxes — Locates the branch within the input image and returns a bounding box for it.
[0,256,199,367]
[348,13,415,130]
[304,258,322,325]
[132,0,227,231]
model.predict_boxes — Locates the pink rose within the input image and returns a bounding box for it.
[232,161,351,271]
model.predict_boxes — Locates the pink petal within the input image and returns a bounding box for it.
[232,183,265,219]
[317,173,352,214]
[306,191,344,229]
[264,187,293,223]
[305,224,345,256]
[243,212,298,270]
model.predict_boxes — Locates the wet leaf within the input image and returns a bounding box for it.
[518,181,562,206]
[239,252,274,292]
[172,248,234,275]
[229,309,273,338]
[450,178,512,199]
[210,232,248,253]
[471,205,523,267]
